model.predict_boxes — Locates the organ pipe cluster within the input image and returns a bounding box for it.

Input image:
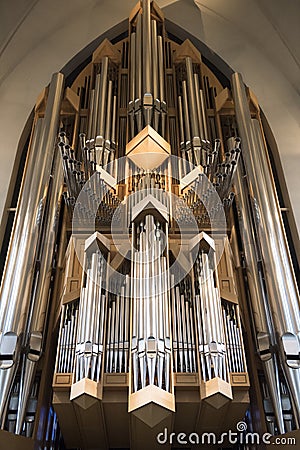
[0,0,299,446]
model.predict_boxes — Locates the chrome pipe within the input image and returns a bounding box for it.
[105,303,112,373]
[103,80,113,166]
[111,95,117,150]
[194,73,205,143]
[157,35,166,135]
[180,293,188,371]
[130,32,136,103]
[135,14,142,102]
[186,57,200,142]
[133,15,143,132]
[162,256,170,391]
[176,286,184,372]
[171,277,178,372]
[157,36,165,103]
[88,89,95,140]
[132,252,139,390]
[129,31,136,137]
[105,80,113,145]
[232,96,287,432]
[124,275,130,373]
[92,75,101,139]
[182,81,191,148]
[151,20,159,131]
[15,142,64,433]
[233,73,300,412]
[185,299,192,372]
[114,294,120,372]
[55,305,65,373]
[97,56,109,142]
[109,297,116,373]
[142,0,152,95]
[199,89,209,141]
[151,20,158,102]
[119,286,125,372]
[0,73,64,423]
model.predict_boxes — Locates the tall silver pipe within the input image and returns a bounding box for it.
[233,74,300,366]
[105,80,113,145]
[111,95,117,149]
[92,75,101,139]
[135,14,142,102]
[97,57,109,142]
[182,81,191,147]
[232,73,293,432]
[106,304,112,373]
[151,20,158,102]
[178,95,185,153]
[157,35,166,136]
[157,36,165,103]
[87,89,95,140]
[142,0,152,95]
[103,80,113,166]
[129,31,136,137]
[135,13,143,131]
[0,73,64,424]
[130,32,136,103]
[114,294,120,371]
[186,57,200,141]
[124,275,130,372]
[15,138,64,434]
[119,286,125,371]
[199,89,209,141]
[194,74,205,142]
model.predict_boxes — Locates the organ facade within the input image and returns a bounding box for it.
[0,1,299,449]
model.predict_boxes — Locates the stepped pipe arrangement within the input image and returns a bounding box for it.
[0,0,299,447]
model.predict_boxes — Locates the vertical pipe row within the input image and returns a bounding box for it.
[222,302,246,373]
[0,73,65,424]
[232,72,295,432]
[105,280,130,373]
[170,278,196,373]
[74,250,107,382]
[193,250,228,382]
[55,301,80,374]
[130,216,171,392]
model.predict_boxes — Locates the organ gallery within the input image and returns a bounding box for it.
[0,1,299,449]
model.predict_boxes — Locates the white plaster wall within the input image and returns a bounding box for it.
[0,0,299,240]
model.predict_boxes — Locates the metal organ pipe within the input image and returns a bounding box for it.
[75,249,107,382]
[142,0,152,95]
[157,36,165,105]
[130,32,136,104]
[0,73,64,425]
[193,250,228,383]
[199,89,209,141]
[91,74,101,142]
[194,73,205,145]
[96,56,109,149]
[151,20,158,102]
[186,57,200,146]
[130,215,171,393]
[233,71,300,402]
[15,140,64,434]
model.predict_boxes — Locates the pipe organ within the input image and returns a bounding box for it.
[0,1,299,449]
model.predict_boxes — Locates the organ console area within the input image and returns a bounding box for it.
[0,1,299,449]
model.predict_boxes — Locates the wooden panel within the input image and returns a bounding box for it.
[0,430,34,450]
